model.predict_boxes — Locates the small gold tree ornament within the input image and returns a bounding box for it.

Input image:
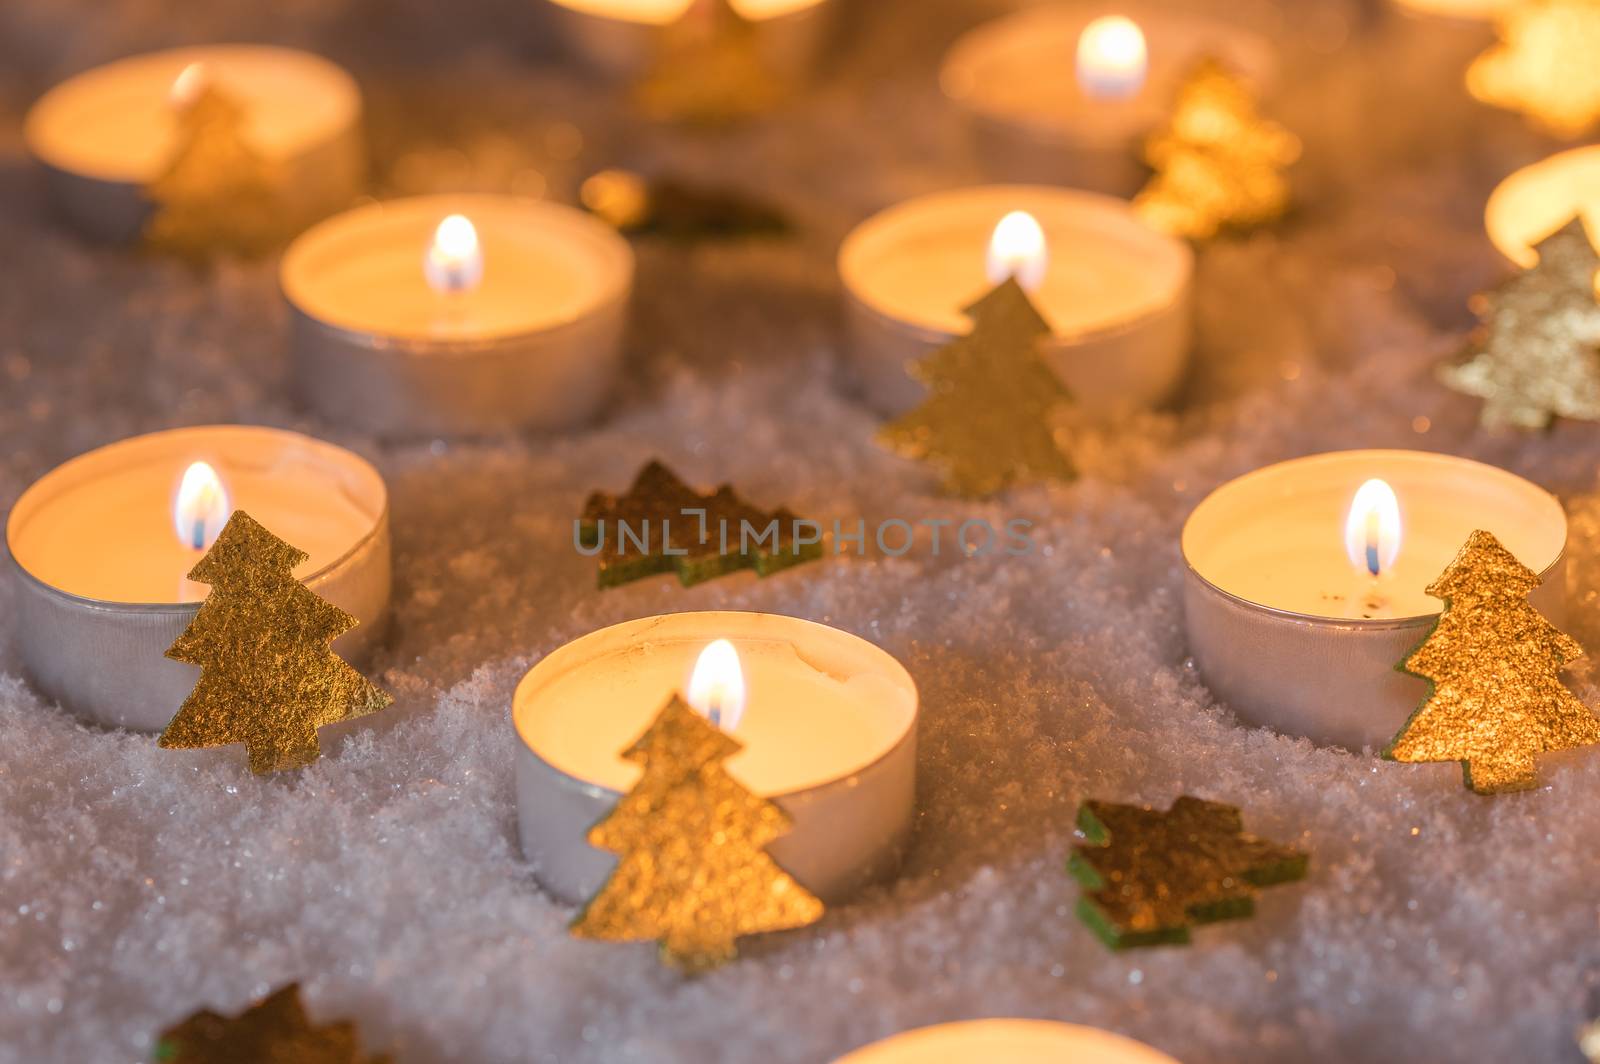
[1384,530,1600,794]
[1134,58,1301,241]
[158,510,393,774]
[633,0,786,123]
[153,984,390,1064]
[1468,0,1600,138]
[570,694,823,972]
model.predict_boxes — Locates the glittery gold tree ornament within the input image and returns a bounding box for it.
[1068,796,1308,949]
[152,983,390,1064]
[1384,530,1600,794]
[1467,0,1600,138]
[633,0,786,123]
[877,277,1076,497]
[1133,58,1301,241]
[143,64,286,258]
[570,695,824,972]
[158,510,393,774]
[1440,218,1600,431]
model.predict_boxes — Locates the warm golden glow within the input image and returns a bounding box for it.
[1344,478,1402,578]
[423,214,484,294]
[1076,15,1148,99]
[168,62,210,110]
[173,461,231,551]
[687,638,746,731]
[985,210,1049,292]
[548,0,820,26]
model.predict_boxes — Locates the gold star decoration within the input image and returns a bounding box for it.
[1068,796,1308,950]
[1468,0,1600,138]
[1133,58,1301,241]
[143,68,287,258]
[153,984,390,1064]
[158,511,393,774]
[579,460,822,588]
[570,695,824,972]
[633,0,787,124]
[1440,217,1600,431]
[1384,530,1600,794]
[877,277,1076,497]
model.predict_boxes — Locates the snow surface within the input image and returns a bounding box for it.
[4,1,1600,1061]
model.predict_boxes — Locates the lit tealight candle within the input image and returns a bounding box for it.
[23,45,363,243]
[833,1020,1179,1064]
[547,0,832,81]
[1181,450,1566,749]
[282,194,634,437]
[839,185,1192,420]
[1485,145,1600,273]
[514,612,919,904]
[5,426,391,731]
[941,3,1275,191]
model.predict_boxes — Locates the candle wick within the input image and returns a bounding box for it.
[708,701,721,729]
[191,519,206,551]
[1365,540,1380,578]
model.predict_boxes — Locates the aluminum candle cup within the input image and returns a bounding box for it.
[1181,450,1566,750]
[940,3,1274,193]
[513,611,919,905]
[833,1020,1180,1064]
[5,426,390,731]
[546,0,832,83]
[23,45,363,244]
[281,194,634,438]
[1485,146,1600,269]
[838,185,1192,420]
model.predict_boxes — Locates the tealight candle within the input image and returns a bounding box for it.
[1485,145,1600,270]
[513,611,918,904]
[833,1020,1180,1064]
[24,45,363,243]
[1182,450,1566,749]
[547,0,831,82]
[5,426,390,731]
[940,3,1275,192]
[281,194,634,437]
[838,185,1192,419]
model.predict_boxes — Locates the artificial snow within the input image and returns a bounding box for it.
[3,1,1600,1061]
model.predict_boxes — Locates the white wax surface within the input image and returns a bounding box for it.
[550,0,821,24]
[1485,146,1600,270]
[840,186,1188,338]
[1392,0,1516,18]
[24,45,359,183]
[833,1020,1180,1064]
[8,427,383,605]
[281,195,632,341]
[521,635,915,795]
[1182,451,1566,620]
[940,3,1275,141]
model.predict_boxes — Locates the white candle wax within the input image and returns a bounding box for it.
[839,185,1191,419]
[24,45,363,242]
[282,194,633,437]
[514,612,918,904]
[940,3,1275,192]
[1485,146,1600,270]
[1181,450,1567,749]
[833,1020,1179,1064]
[1392,0,1517,19]
[6,426,391,731]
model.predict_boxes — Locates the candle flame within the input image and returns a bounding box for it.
[423,214,484,294]
[687,638,746,732]
[169,62,211,110]
[985,210,1049,293]
[174,461,231,552]
[1076,15,1148,99]
[1344,478,1402,578]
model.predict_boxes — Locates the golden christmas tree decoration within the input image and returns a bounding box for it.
[143,64,287,258]
[1440,217,1600,431]
[153,984,390,1064]
[1384,530,1600,794]
[570,695,824,972]
[1467,0,1600,138]
[1068,796,1308,950]
[877,276,1076,497]
[633,0,787,124]
[1133,58,1301,241]
[158,510,393,775]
